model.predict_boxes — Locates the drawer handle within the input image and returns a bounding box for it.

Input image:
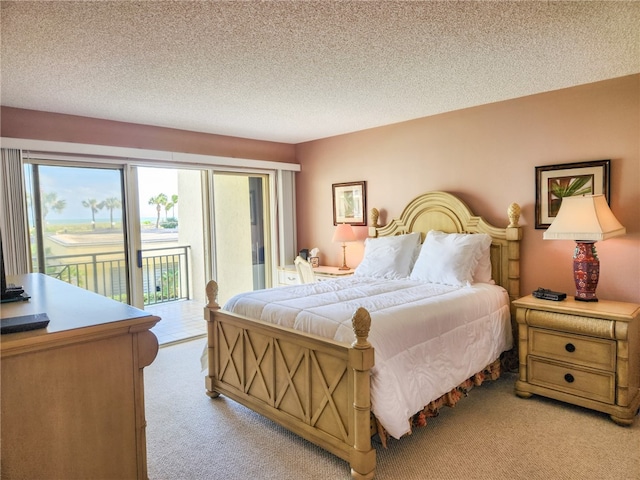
[565,343,576,353]
[564,373,575,383]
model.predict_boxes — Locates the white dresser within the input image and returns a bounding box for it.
[277,264,354,286]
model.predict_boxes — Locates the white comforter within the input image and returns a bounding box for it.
[223,276,512,439]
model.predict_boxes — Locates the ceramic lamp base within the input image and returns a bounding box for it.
[573,241,599,302]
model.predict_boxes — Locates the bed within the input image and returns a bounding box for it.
[204,191,522,479]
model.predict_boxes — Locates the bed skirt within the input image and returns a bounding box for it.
[372,357,502,448]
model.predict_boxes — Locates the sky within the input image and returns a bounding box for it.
[138,167,179,219]
[31,165,179,221]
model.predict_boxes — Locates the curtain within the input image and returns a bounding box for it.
[277,169,297,266]
[0,148,31,274]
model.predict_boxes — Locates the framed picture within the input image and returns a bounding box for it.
[535,159,610,229]
[332,181,366,226]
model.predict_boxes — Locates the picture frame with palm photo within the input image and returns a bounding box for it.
[535,159,611,229]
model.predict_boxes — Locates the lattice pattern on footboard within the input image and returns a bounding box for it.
[215,318,351,441]
[204,286,376,480]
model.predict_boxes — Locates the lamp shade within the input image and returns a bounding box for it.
[332,223,356,243]
[543,195,626,241]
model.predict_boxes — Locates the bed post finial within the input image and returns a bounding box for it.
[508,202,521,228]
[370,208,380,228]
[351,307,372,349]
[368,208,380,238]
[206,280,220,309]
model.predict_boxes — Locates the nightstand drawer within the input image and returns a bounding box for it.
[529,328,616,371]
[278,270,299,286]
[316,276,336,282]
[528,357,615,404]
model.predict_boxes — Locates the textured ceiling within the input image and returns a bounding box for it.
[1,1,639,144]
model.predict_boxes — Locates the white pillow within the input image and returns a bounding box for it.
[354,232,421,279]
[473,240,494,284]
[427,231,492,284]
[409,231,492,286]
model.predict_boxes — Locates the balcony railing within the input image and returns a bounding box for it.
[141,246,190,305]
[43,245,190,305]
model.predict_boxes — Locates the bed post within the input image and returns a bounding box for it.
[505,203,522,305]
[349,307,376,480]
[504,203,523,371]
[204,280,220,398]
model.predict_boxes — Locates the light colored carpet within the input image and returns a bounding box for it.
[145,339,640,480]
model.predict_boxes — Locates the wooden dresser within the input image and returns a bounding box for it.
[277,264,354,286]
[1,274,160,479]
[513,294,640,425]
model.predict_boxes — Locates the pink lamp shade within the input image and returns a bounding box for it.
[333,223,356,270]
[332,223,356,243]
[544,194,625,301]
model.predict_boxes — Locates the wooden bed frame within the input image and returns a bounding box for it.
[204,191,522,479]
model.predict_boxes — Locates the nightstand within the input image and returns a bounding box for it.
[277,265,354,286]
[513,295,640,425]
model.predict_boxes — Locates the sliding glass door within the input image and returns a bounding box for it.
[21,161,276,346]
[135,166,209,306]
[23,163,130,301]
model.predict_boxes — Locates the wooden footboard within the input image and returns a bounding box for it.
[204,280,376,479]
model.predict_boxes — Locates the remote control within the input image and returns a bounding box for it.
[532,288,566,301]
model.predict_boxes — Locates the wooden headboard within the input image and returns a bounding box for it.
[368,191,523,304]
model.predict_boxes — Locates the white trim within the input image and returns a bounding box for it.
[205,170,217,283]
[1,137,301,172]
[123,165,144,309]
[268,173,279,287]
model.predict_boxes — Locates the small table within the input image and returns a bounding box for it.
[277,264,354,285]
[513,294,640,425]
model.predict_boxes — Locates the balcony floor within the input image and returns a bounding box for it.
[146,299,207,346]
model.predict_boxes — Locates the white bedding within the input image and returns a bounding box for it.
[223,276,512,439]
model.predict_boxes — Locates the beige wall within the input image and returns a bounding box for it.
[2,75,638,303]
[0,106,296,163]
[295,75,639,303]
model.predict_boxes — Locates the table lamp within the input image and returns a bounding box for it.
[543,194,625,301]
[332,223,356,270]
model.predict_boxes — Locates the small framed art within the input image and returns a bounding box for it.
[332,181,366,226]
[535,159,610,229]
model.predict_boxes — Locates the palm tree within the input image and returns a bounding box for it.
[170,194,178,217]
[82,198,104,229]
[103,197,121,228]
[164,201,173,220]
[41,192,67,223]
[148,193,167,229]
[163,194,178,220]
